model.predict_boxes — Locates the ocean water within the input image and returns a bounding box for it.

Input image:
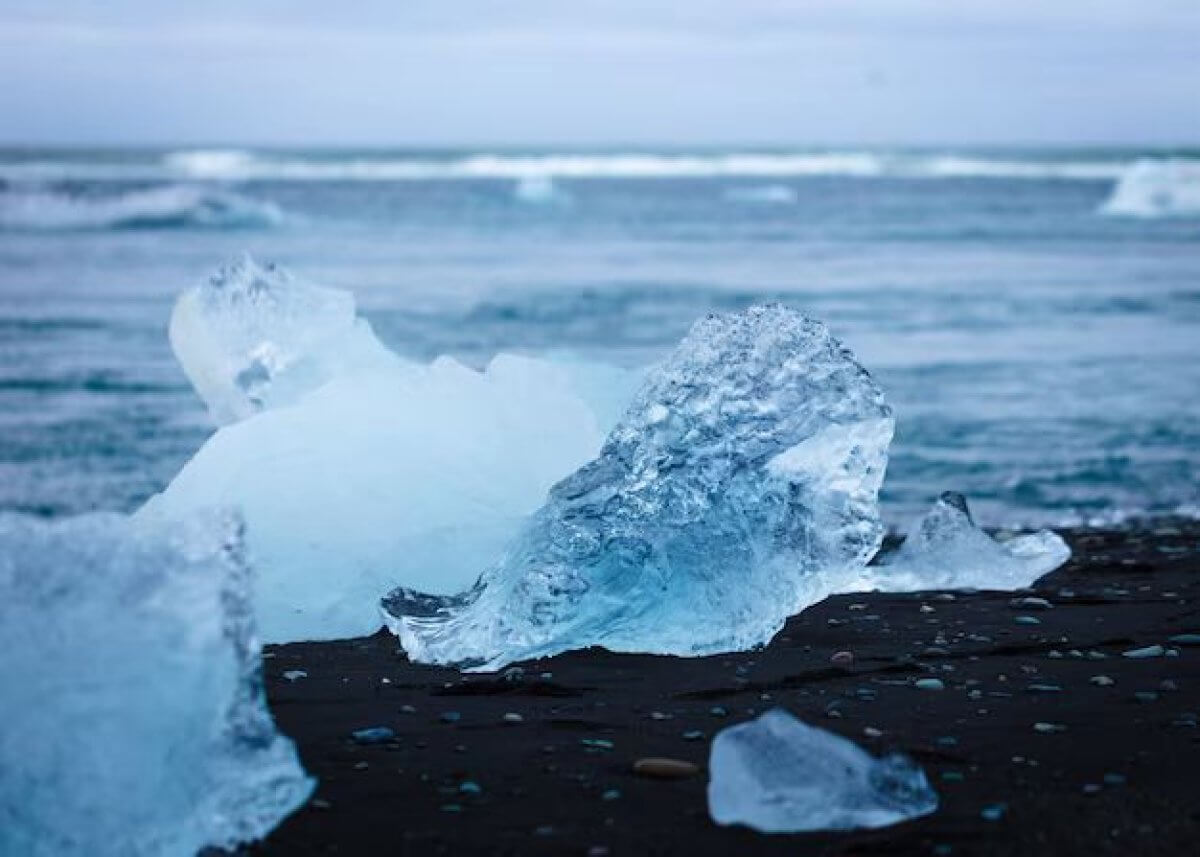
[1,147,1198,529]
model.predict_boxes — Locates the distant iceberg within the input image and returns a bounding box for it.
[1100,159,1200,218]
[385,304,894,670]
[0,184,283,231]
[144,257,629,642]
[0,510,312,857]
[708,709,937,833]
[868,491,1070,592]
[513,174,569,204]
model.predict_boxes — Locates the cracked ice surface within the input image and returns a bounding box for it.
[0,511,312,857]
[869,491,1070,592]
[708,709,937,833]
[385,305,894,669]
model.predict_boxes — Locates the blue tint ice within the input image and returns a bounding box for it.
[385,305,894,669]
[708,709,937,833]
[869,491,1070,592]
[0,510,312,857]
[169,255,395,425]
[148,259,623,641]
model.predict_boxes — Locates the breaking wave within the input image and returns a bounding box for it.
[0,148,1138,183]
[0,184,285,231]
[1100,159,1200,218]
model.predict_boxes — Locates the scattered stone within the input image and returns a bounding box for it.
[632,757,700,779]
[1122,645,1164,659]
[350,726,396,745]
[981,803,1007,822]
[1033,722,1066,734]
[914,678,945,691]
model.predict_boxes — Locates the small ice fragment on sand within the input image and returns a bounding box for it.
[870,492,1069,592]
[707,709,937,833]
[1122,644,1164,659]
[0,511,312,857]
[282,669,308,682]
[385,305,893,670]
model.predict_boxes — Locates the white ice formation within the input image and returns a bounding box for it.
[1100,159,1200,218]
[146,257,621,641]
[385,305,894,669]
[0,510,312,857]
[868,491,1070,592]
[708,708,938,833]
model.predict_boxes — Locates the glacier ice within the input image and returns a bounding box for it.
[868,491,1070,592]
[0,510,312,857]
[148,257,622,642]
[1100,159,1200,218]
[708,709,937,833]
[169,256,396,425]
[384,304,894,669]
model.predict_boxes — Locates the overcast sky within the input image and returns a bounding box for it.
[2,1,1197,146]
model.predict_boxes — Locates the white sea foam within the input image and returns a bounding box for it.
[0,184,284,230]
[725,184,798,204]
[0,149,1140,184]
[1100,159,1200,218]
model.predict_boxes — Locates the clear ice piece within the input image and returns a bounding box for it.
[146,260,621,642]
[708,708,938,833]
[0,510,312,857]
[169,255,396,424]
[870,491,1070,592]
[385,305,894,669]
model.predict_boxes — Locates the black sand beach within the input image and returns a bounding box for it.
[251,522,1200,856]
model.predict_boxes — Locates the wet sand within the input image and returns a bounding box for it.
[251,522,1200,856]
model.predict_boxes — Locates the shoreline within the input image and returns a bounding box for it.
[251,520,1200,855]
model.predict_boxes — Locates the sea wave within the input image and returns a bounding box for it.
[0,148,1144,183]
[724,184,798,204]
[1099,159,1200,218]
[0,184,285,231]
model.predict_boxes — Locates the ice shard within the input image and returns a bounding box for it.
[147,258,624,642]
[385,305,894,669]
[869,491,1070,592]
[169,255,396,425]
[0,510,312,857]
[708,709,937,833]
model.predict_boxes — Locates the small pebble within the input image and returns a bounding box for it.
[1122,644,1164,659]
[632,758,700,779]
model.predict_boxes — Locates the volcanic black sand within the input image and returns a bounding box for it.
[250,522,1200,856]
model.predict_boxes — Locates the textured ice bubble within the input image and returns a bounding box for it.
[0,510,312,857]
[169,255,395,425]
[385,305,894,669]
[708,708,937,833]
[149,259,623,642]
[869,491,1070,592]
[1100,159,1200,218]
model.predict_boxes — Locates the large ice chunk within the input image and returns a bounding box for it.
[0,511,312,857]
[868,491,1070,592]
[1100,159,1200,218]
[385,305,894,669]
[708,709,937,833]
[169,255,397,424]
[147,261,622,642]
